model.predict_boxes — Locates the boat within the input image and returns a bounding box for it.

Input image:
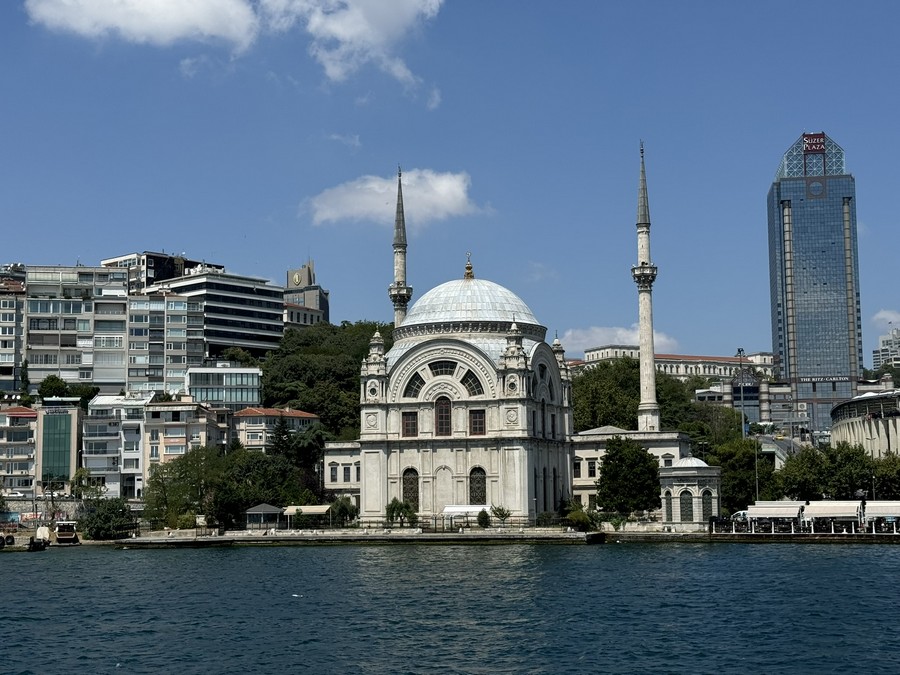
[27,536,47,552]
[54,521,80,545]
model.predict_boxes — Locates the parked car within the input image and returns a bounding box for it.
[5,491,26,498]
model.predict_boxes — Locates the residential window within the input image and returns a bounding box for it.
[343,466,351,483]
[356,464,360,482]
[468,409,485,435]
[435,397,451,436]
[588,460,596,478]
[330,465,338,483]
[573,461,581,479]
[402,411,418,437]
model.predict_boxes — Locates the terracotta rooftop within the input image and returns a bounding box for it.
[234,407,319,419]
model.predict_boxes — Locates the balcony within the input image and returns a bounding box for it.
[83,430,121,439]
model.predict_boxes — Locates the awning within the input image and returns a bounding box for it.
[747,505,802,519]
[863,501,900,518]
[441,505,490,516]
[803,501,861,519]
[283,505,331,516]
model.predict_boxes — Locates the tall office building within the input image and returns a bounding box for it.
[768,132,863,431]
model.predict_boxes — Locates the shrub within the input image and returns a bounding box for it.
[566,510,592,532]
[477,509,490,528]
[536,511,557,527]
[177,512,197,530]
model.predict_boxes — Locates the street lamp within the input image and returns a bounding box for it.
[737,347,757,501]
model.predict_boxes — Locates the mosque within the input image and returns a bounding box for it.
[324,154,719,529]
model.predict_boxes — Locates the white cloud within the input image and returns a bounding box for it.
[526,262,557,283]
[260,0,442,84]
[25,0,260,52]
[26,0,443,92]
[426,86,442,110]
[327,133,362,150]
[561,325,679,356]
[872,309,900,329]
[308,168,477,229]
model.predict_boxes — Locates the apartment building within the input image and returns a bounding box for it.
[186,363,262,413]
[232,406,319,452]
[0,405,37,497]
[143,399,225,469]
[82,393,155,499]
[101,251,225,294]
[24,266,128,393]
[0,278,25,391]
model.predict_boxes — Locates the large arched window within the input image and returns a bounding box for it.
[702,490,713,521]
[402,468,419,511]
[435,397,451,436]
[469,467,486,504]
[552,468,558,511]
[403,373,425,398]
[680,490,693,523]
[664,491,673,522]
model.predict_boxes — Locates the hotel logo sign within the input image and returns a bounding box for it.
[803,133,826,153]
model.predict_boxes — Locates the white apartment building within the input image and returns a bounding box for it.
[0,405,37,497]
[82,393,155,499]
[0,278,25,392]
[146,267,284,359]
[873,327,900,371]
[144,399,224,469]
[232,406,319,452]
[126,293,205,395]
[24,266,128,393]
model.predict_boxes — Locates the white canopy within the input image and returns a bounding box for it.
[747,504,802,519]
[283,505,331,516]
[441,505,490,516]
[863,501,900,519]
[803,501,861,519]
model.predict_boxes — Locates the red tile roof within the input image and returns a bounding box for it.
[234,407,319,419]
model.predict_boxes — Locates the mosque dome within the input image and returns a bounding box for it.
[401,277,540,328]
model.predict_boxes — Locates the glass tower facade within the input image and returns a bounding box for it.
[768,132,863,432]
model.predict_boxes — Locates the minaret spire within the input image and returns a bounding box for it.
[632,142,660,432]
[389,165,413,326]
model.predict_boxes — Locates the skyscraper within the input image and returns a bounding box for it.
[768,132,863,432]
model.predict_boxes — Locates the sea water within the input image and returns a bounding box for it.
[2,542,898,674]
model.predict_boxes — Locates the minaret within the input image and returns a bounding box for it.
[388,166,413,325]
[631,143,660,432]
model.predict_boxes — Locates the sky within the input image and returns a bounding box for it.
[3,1,900,365]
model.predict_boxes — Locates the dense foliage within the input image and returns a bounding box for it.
[78,497,136,539]
[36,375,99,410]
[706,439,777,514]
[776,443,876,501]
[143,422,328,529]
[263,321,393,439]
[595,436,661,514]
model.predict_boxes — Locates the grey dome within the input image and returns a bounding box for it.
[674,456,709,468]
[402,278,540,327]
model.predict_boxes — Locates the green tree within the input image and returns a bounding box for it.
[385,497,418,527]
[708,438,776,514]
[490,504,512,526]
[874,452,900,499]
[776,445,826,501]
[267,414,293,457]
[38,374,68,399]
[777,443,874,501]
[19,358,30,394]
[262,321,393,439]
[68,383,100,411]
[78,497,136,540]
[572,359,641,431]
[330,495,359,527]
[71,467,104,501]
[595,436,660,514]
[222,346,259,368]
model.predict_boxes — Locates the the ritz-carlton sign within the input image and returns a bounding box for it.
[803,133,826,153]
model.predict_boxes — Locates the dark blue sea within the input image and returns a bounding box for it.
[2,542,898,674]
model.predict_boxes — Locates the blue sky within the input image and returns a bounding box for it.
[3,1,899,364]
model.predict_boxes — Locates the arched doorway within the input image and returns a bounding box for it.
[680,490,693,523]
[402,468,419,511]
[469,467,486,504]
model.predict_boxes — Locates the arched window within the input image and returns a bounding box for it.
[542,467,548,513]
[702,490,713,521]
[403,373,425,398]
[435,397,451,436]
[664,491,672,522]
[541,400,546,439]
[680,490,693,523]
[469,467,486,504]
[460,369,484,396]
[429,360,456,377]
[402,468,419,511]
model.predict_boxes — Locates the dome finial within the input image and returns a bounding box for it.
[464,251,474,279]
